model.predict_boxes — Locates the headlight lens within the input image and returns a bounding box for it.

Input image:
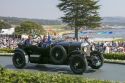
[81,43,89,52]
[84,47,88,52]
[91,45,95,51]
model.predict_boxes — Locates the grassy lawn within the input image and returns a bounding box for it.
[43,25,73,34]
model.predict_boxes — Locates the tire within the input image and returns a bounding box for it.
[50,45,67,64]
[89,51,104,69]
[69,54,88,74]
[12,52,28,69]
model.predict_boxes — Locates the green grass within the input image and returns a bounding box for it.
[43,25,65,29]
[113,39,125,42]
[0,48,14,53]
[43,25,73,34]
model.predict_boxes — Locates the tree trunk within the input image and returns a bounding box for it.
[75,27,78,41]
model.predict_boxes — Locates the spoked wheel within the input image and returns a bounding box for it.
[12,52,27,69]
[89,51,104,69]
[50,45,67,64]
[69,54,88,74]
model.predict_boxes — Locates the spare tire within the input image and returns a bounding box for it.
[50,45,67,64]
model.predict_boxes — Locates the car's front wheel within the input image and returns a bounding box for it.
[69,54,88,74]
[89,51,104,69]
[12,52,28,69]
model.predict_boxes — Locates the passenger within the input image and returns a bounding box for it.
[42,35,48,43]
[47,34,52,44]
[40,34,52,48]
[24,35,33,46]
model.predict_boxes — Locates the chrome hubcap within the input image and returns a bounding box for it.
[55,53,59,57]
[92,56,101,66]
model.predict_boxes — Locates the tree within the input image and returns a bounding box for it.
[57,0,101,39]
[15,21,45,35]
[0,20,11,30]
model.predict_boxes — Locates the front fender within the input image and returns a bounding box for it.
[14,48,26,55]
[14,48,29,63]
[69,50,86,57]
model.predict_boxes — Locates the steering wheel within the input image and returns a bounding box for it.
[32,34,42,45]
[32,33,41,39]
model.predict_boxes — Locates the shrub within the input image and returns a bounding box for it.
[104,53,125,60]
[0,48,14,53]
[0,67,116,83]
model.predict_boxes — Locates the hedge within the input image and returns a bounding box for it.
[0,48,14,53]
[0,66,117,83]
[104,53,125,60]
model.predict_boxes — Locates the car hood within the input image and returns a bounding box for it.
[56,41,82,47]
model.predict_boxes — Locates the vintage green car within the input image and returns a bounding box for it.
[12,40,104,74]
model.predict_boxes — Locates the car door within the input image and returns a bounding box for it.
[25,45,41,63]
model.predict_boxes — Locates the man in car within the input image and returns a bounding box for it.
[40,34,52,48]
[24,35,33,46]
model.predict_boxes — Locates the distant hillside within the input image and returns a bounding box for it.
[102,17,125,26]
[1,16,125,26]
[0,16,62,25]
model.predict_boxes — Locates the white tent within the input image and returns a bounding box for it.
[0,28,15,35]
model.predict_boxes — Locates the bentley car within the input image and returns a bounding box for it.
[12,39,104,74]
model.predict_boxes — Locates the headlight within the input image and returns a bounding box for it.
[81,43,89,52]
[84,47,88,52]
[91,45,95,51]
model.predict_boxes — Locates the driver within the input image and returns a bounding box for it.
[40,34,52,48]
[42,35,48,43]
[83,36,91,45]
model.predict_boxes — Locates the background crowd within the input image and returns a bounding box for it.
[95,41,125,53]
[0,35,22,49]
[0,35,125,53]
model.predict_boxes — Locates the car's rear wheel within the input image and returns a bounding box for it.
[89,51,104,69]
[69,54,88,74]
[50,45,67,64]
[12,52,28,69]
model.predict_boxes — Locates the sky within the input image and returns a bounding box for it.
[0,0,125,20]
